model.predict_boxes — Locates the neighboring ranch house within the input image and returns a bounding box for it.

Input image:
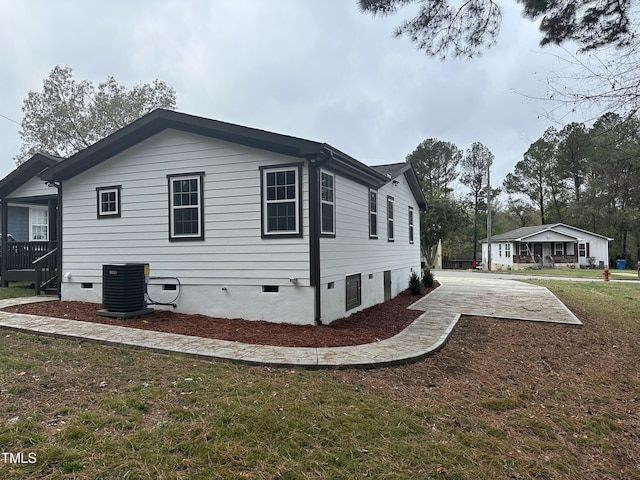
[480,223,611,270]
[0,109,427,325]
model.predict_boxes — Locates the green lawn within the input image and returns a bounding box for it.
[492,268,638,280]
[0,283,37,300]
[530,279,640,331]
[0,281,638,479]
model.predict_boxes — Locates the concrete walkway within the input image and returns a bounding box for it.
[0,272,581,368]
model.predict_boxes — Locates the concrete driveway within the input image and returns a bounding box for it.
[417,270,582,324]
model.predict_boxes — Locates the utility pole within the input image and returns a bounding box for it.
[486,158,492,272]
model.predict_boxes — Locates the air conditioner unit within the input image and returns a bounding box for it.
[97,263,154,319]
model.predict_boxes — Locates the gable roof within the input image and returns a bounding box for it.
[38,109,384,186]
[481,223,612,243]
[0,153,63,198]
[371,163,408,179]
[35,109,427,210]
[371,163,427,211]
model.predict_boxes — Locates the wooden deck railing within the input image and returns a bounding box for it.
[4,241,57,270]
[33,247,58,295]
[2,241,59,293]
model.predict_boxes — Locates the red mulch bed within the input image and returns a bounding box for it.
[3,285,437,348]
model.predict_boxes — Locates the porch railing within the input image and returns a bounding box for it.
[4,241,57,270]
[545,255,579,265]
[33,247,58,295]
[513,255,541,265]
[513,254,578,265]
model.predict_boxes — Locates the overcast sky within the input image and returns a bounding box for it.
[0,0,584,189]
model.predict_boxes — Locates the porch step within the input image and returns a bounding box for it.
[43,284,59,296]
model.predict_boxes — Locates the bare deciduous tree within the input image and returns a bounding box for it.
[16,65,177,164]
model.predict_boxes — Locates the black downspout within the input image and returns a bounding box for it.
[308,156,322,325]
[54,182,62,299]
[1,199,8,287]
[47,197,57,248]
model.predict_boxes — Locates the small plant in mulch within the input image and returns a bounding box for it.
[408,270,422,295]
[422,268,435,288]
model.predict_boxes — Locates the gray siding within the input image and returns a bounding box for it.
[61,129,311,287]
[319,171,421,321]
[320,173,420,280]
[5,206,29,241]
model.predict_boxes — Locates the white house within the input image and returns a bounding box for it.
[2,109,426,325]
[480,223,612,270]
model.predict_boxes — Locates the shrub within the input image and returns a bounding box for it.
[409,271,422,294]
[422,268,434,288]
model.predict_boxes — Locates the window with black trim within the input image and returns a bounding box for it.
[321,171,335,235]
[369,190,378,238]
[408,206,414,243]
[97,186,121,218]
[387,196,394,242]
[261,165,301,237]
[168,173,204,240]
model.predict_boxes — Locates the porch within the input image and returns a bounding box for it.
[1,240,59,295]
[0,152,63,294]
[512,253,579,268]
[0,188,60,295]
[513,241,579,269]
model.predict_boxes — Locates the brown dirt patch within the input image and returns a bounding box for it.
[2,286,437,348]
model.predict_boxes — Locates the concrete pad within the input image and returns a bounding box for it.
[411,271,582,325]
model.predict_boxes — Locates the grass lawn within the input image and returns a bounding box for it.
[1,281,639,479]
[0,283,38,300]
[491,268,638,280]
[531,279,640,332]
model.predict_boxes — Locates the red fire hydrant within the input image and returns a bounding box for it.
[603,267,610,282]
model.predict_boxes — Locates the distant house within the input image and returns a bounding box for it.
[480,223,612,270]
[0,109,427,325]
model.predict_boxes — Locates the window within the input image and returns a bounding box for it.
[505,243,511,258]
[261,165,302,237]
[578,243,587,257]
[30,207,48,241]
[168,173,204,241]
[369,190,378,238]
[346,274,362,311]
[554,242,564,255]
[320,171,335,235]
[387,196,394,242]
[518,243,529,256]
[97,186,121,218]
[408,207,414,243]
